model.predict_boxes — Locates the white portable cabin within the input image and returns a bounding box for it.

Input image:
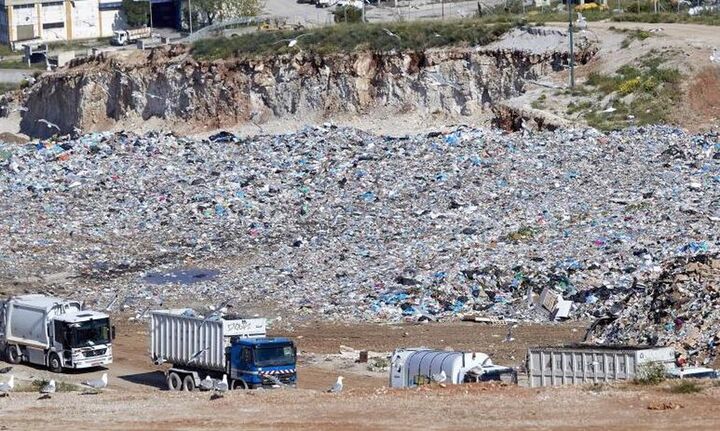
[390,348,508,388]
[527,345,676,387]
[0,295,84,348]
[149,309,266,372]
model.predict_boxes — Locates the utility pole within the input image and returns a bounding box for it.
[568,0,575,89]
[442,0,445,19]
[148,0,154,33]
[189,0,193,33]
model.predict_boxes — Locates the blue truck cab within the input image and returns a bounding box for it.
[229,337,297,388]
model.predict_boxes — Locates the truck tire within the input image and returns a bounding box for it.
[183,374,196,391]
[5,344,21,364]
[231,379,248,390]
[48,353,62,373]
[167,372,182,391]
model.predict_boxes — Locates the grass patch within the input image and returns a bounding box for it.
[0,82,18,95]
[0,60,45,69]
[580,53,681,131]
[613,29,653,49]
[14,379,80,393]
[634,361,666,385]
[193,19,517,59]
[612,12,720,26]
[530,93,547,109]
[667,380,703,394]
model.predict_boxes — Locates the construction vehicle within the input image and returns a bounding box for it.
[150,309,297,390]
[111,27,152,46]
[0,295,115,372]
[389,348,516,388]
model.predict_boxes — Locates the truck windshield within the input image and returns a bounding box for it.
[254,344,295,367]
[69,318,111,348]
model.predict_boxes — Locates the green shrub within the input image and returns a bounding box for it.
[334,5,363,24]
[193,19,517,59]
[634,361,666,385]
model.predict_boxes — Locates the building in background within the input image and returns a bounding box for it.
[0,0,126,47]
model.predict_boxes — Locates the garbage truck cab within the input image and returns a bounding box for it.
[0,295,114,372]
[229,337,297,388]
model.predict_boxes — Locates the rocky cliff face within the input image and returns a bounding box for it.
[20,45,582,138]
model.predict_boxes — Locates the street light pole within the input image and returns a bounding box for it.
[568,0,575,89]
[148,0,154,33]
[189,0,193,33]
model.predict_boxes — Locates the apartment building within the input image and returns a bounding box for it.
[0,0,126,46]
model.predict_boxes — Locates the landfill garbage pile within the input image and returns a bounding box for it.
[592,253,720,365]
[0,125,719,323]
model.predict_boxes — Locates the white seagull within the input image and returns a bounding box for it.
[383,28,401,40]
[38,119,60,131]
[431,370,447,384]
[38,379,56,399]
[327,376,343,393]
[274,33,311,48]
[188,347,210,364]
[82,373,108,391]
[0,375,15,397]
[199,375,214,391]
[210,375,229,400]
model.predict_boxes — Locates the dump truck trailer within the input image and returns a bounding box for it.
[0,294,114,372]
[389,348,516,388]
[150,309,297,390]
[526,345,676,387]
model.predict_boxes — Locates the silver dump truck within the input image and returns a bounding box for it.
[0,294,114,372]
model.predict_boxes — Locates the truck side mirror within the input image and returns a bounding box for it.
[111,325,116,340]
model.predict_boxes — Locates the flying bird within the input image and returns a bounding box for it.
[38,379,56,399]
[327,376,343,393]
[274,33,310,48]
[265,374,284,387]
[38,119,60,131]
[82,373,108,391]
[0,375,15,397]
[431,370,447,384]
[188,347,210,364]
[383,28,401,40]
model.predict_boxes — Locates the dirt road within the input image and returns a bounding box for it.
[2,320,720,430]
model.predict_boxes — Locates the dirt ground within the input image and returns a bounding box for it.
[2,320,720,430]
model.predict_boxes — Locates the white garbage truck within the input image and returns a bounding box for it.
[389,348,516,388]
[0,294,114,372]
[111,27,152,46]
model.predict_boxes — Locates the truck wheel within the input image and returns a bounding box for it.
[231,379,248,390]
[5,345,21,364]
[48,353,62,373]
[183,374,196,391]
[167,372,182,391]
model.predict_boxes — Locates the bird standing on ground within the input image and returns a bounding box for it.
[210,375,228,400]
[199,376,214,391]
[0,375,15,397]
[38,379,56,400]
[504,323,518,343]
[431,370,447,384]
[327,376,343,393]
[82,373,108,392]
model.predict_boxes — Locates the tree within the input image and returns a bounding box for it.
[121,0,150,28]
[194,0,264,26]
[333,5,362,24]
